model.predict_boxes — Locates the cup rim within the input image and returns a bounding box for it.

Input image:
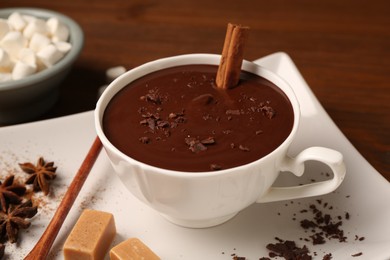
[95,53,300,177]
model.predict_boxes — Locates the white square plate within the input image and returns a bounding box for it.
[1,52,389,259]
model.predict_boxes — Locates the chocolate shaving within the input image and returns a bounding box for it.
[139,137,150,144]
[201,137,215,145]
[140,118,157,131]
[226,109,241,115]
[185,136,216,153]
[210,164,222,171]
[141,90,163,104]
[323,253,333,260]
[261,105,276,119]
[185,137,207,153]
[238,145,250,152]
[157,120,170,128]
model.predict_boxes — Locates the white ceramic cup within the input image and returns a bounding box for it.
[95,54,346,228]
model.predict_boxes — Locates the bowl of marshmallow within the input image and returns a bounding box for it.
[0,7,84,124]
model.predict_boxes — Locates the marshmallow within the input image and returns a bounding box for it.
[7,12,27,31]
[106,66,126,83]
[0,72,12,82]
[12,61,37,80]
[37,44,64,68]
[29,33,51,52]
[21,14,37,24]
[0,48,12,68]
[0,31,28,59]
[18,48,37,68]
[0,19,11,40]
[47,17,70,42]
[23,18,49,40]
[54,41,72,53]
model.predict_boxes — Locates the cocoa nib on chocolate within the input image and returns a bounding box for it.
[210,163,222,171]
[140,89,163,104]
[261,105,276,119]
[238,145,250,152]
[226,109,241,115]
[139,136,150,144]
[185,136,216,153]
[139,108,186,133]
[200,136,216,145]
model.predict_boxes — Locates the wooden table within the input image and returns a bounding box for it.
[2,0,389,181]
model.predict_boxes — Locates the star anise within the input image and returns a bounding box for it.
[0,200,38,243]
[0,175,26,213]
[19,157,57,195]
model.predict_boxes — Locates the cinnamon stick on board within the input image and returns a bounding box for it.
[216,23,249,89]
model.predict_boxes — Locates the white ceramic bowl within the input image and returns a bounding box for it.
[0,7,84,124]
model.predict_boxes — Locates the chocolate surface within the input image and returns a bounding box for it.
[103,65,294,172]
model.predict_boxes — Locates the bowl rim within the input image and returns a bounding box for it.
[0,7,84,91]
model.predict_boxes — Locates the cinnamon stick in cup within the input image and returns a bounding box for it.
[216,23,249,89]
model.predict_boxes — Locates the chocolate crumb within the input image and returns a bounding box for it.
[139,136,150,144]
[265,238,312,260]
[201,137,215,145]
[168,112,178,119]
[300,219,316,229]
[355,235,365,241]
[310,233,326,245]
[142,90,162,104]
[238,145,250,152]
[323,253,332,260]
[226,109,241,115]
[261,105,276,119]
[185,137,207,153]
[232,256,246,260]
[255,130,263,135]
[157,120,170,128]
[352,252,363,257]
[210,164,222,171]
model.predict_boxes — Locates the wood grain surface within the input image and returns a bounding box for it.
[1,0,389,180]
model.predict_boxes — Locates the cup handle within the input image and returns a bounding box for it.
[257,147,346,203]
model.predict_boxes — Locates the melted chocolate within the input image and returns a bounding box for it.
[103,65,294,172]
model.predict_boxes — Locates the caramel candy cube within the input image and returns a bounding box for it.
[63,209,116,260]
[110,238,160,260]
